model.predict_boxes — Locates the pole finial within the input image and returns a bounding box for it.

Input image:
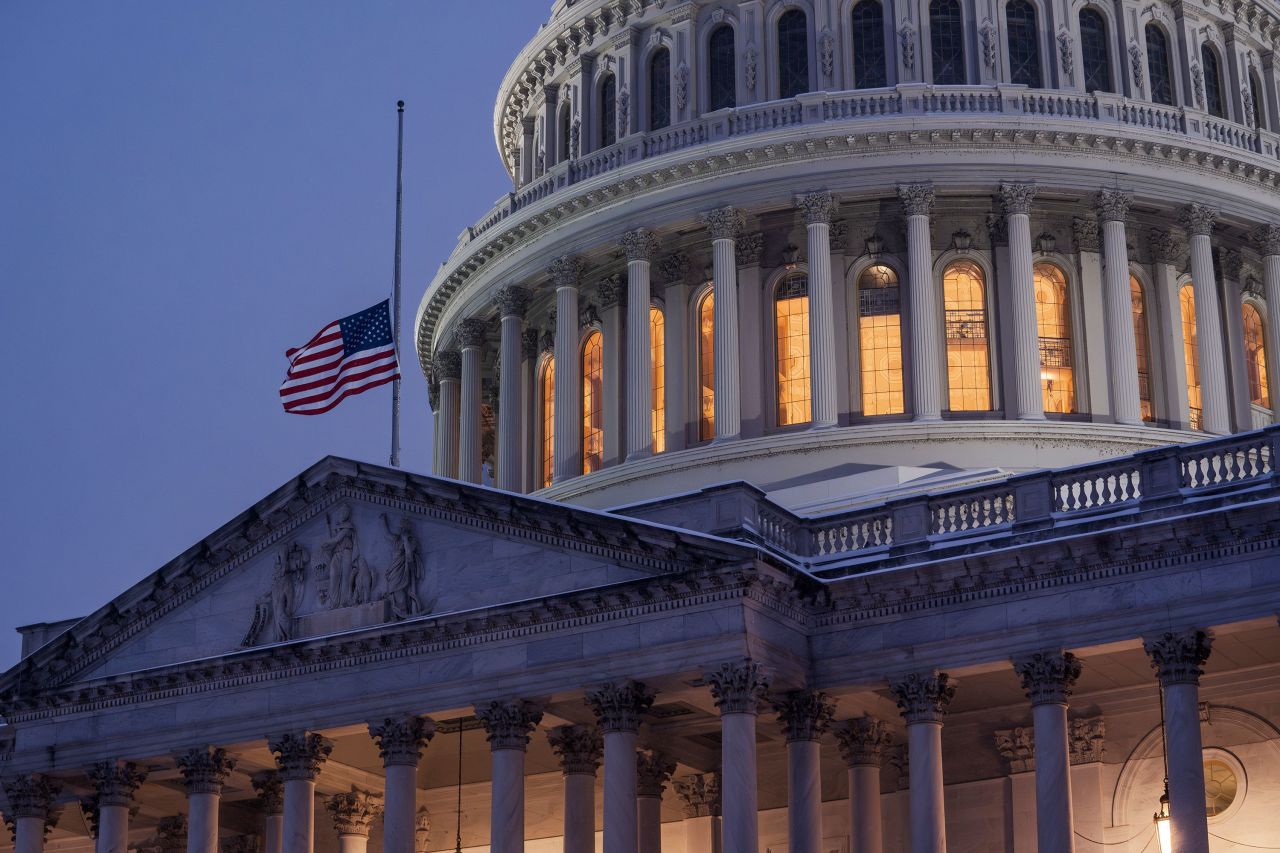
[397,100,405,111]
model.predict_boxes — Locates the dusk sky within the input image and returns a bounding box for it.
[0,2,550,664]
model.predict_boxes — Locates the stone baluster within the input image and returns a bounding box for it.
[1252,225,1280,420]
[890,672,957,853]
[773,690,836,853]
[3,774,63,853]
[176,748,236,853]
[1181,205,1230,434]
[636,750,676,853]
[369,715,436,853]
[434,351,462,479]
[834,716,892,853]
[798,192,839,429]
[702,207,744,441]
[87,761,146,853]
[1096,191,1143,426]
[1014,652,1083,853]
[551,257,585,481]
[1001,183,1045,421]
[546,725,602,853]
[250,772,285,853]
[622,228,661,461]
[1144,630,1214,853]
[475,699,544,853]
[898,185,942,421]
[325,788,383,853]
[268,732,333,853]
[458,318,488,484]
[495,287,531,491]
[705,660,769,853]
[673,774,721,853]
[587,680,656,853]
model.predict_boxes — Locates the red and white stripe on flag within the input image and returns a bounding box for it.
[280,300,400,415]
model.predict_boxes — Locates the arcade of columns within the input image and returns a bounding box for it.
[2,629,1219,853]
[431,186,1280,489]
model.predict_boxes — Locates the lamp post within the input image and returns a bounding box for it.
[1153,682,1172,853]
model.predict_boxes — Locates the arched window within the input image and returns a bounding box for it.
[651,305,666,453]
[1250,70,1266,129]
[1180,284,1202,430]
[582,331,604,474]
[1006,0,1042,88]
[775,273,811,426]
[943,260,992,410]
[559,105,572,161]
[1033,263,1075,413]
[1201,44,1225,118]
[1145,24,1174,106]
[540,359,555,488]
[1079,8,1112,94]
[1243,303,1271,407]
[599,74,618,148]
[1131,276,1154,422]
[708,25,737,112]
[778,8,810,99]
[851,0,888,89]
[698,289,716,441]
[929,0,966,85]
[649,47,671,131]
[858,264,904,415]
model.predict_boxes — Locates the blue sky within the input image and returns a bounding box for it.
[0,2,549,665]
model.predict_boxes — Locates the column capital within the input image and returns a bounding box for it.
[796,190,837,226]
[1095,189,1133,223]
[543,83,560,105]
[546,724,603,775]
[1144,629,1214,686]
[620,227,661,262]
[368,715,436,767]
[1070,716,1107,764]
[999,182,1038,216]
[1251,223,1280,257]
[1072,216,1101,252]
[897,183,935,217]
[1013,651,1083,706]
[325,787,383,838]
[585,679,655,733]
[735,233,765,267]
[249,771,284,815]
[475,698,544,750]
[550,255,586,290]
[1221,249,1245,281]
[434,350,462,381]
[268,732,333,782]
[1180,203,1218,237]
[706,659,770,715]
[890,671,956,724]
[771,689,835,742]
[596,274,625,309]
[88,760,147,807]
[833,715,893,767]
[457,318,488,350]
[672,773,721,818]
[521,327,540,360]
[1149,228,1185,265]
[657,252,690,284]
[2,774,63,827]
[994,726,1036,773]
[636,750,676,798]
[702,206,744,240]
[522,116,536,135]
[495,285,532,319]
[175,747,237,795]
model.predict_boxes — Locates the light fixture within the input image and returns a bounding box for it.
[1152,682,1173,853]
[455,723,464,853]
[865,234,885,258]
[951,230,972,252]
[1037,232,1057,254]
[781,244,800,270]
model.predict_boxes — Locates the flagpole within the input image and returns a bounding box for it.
[390,99,405,468]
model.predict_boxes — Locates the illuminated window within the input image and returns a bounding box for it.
[1033,263,1075,413]
[943,260,992,410]
[1243,303,1270,407]
[858,264,904,415]
[582,331,604,474]
[600,74,617,147]
[1131,276,1154,421]
[775,274,812,426]
[651,306,666,453]
[540,359,555,488]
[649,47,671,131]
[1080,8,1112,93]
[1204,759,1238,817]
[708,25,736,111]
[698,289,716,441]
[1180,284,1202,430]
[851,0,887,89]
[778,8,810,99]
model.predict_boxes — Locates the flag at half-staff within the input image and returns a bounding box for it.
[280,300,400,415]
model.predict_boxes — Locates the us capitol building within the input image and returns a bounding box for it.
[5,2,1280,853]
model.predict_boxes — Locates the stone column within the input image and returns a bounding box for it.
[547,725,603,853]
[1001,183,1045,421]
[3,775,61,853]
[369,715,436,853]
[87,761,146,853]
[622,228,661,461]
[155,816,187,853]
[520,328,540,491]
[325,789,382,853]
[898,185,942,421]
[587,680,657,853]
[798,191,839,428]
[269,732,333,853]
[658,253,690,452]
[251,772,285,853]
[599,276,625,468]
[673,774,721,853]
[542,85,560,170]
[1252,225,1280,420]
[834,716,892,853]
[1144,630,1214,853]
[773,690,836,853]
[1150,230,1190,426]
[520,118,535,187]
[434,351,462,479]
[890,672,957,853]
[706,660,770,853]
[475,699,544,853]
[176,748,236,853]
[636,751,676,853]
[551,256,585,482]
[457,318,488,484]
[1181,205,1231,434]
[494,287,531,491]
[702,207,744,441]
[1095,191,1143,426]
[1014,652,1084,853]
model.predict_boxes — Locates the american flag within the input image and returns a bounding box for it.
[280,300,400,415]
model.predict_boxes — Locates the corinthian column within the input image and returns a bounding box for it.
[773,690,836,853]
[702,207,744,441]
[1014,652,1083,853]
[1001,183,1045,421]
[898,185,942,421]
[495,286,531,491]
[587,680,656,853]
[546,725,603,853]
[673,774,721,853]
[325,789,383,853]
[798,192,839,428]
[622,228,661,461]
[88,761,146,853]
[835,716,892,853]
[250,772,284,853]
[269,732,333,853]
[706,660,769,853]
[434,351,462,479]
[475,699,544,853]
[636,751,676,853]
[1096,191,1143,426]
[1144,630,1214,853]
[176,748,236,853]
[1252,224,1280,420]
[369,715,436,853]
[3,775,62,853]
[1181,205,1230,434]
[551,256,585,481]
[457,318,488,483]
[890,672,957,853]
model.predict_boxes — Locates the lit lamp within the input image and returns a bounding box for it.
[1152,682,1173,853]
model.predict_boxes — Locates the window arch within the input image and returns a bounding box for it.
[649,47,671,131]
[1180,283,1202,430]
[943,260,992,410]
[1243,302,1270,408]
[929,0,966,85]
[650,305,666,453]
[599,73,618,148]
[559,104,572,162]
[697,289,716,441]
[851,0,888,89]
[1250,70,1266,129]
[540,358,555,488]
[858,264,904,415]
[1130,275,1154,422]
[1145,24,1174,106]
[775,272,811,426]
[582,330,604,473]
[1006,0,1042,88]
[1033,263,1075,413]
[1079,8,1112,94]
[1201,43,1225,118]
[778,8,810,99]
[708,25,737,112]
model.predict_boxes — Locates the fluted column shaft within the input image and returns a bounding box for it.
[553,263,583,482]
[187,793,219,853]
[775,690,834,853]
[623,230,659,461]
[495,287,530,491]
[1097,193,1143,426]
[270,733,332,853]
[435,352,461,479]
[90,763,145,853]
[563,773,595,853]
[14,817,44,853]
[900,186,942,420]
[712,238,741,440]
[477,700,543,853]
[1184,207,1230,433]
[637,796,662,853]
[458,323,485,484]
[178,748,235,853]
[707,661,768,853]
[604,730,639,853]
[98,806,130,853]
[381,765,416,853]
[1015,653,1082,853]
[892,674,955,853]
[850,764,882,853]
[1146,631,1214,853]
[800,192,838,428]
[1003,184,1044,420]
[1264,253,1280,419]
[265,815,284,853]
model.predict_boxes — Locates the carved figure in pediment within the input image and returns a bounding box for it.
[322,506,373,608]
[270,544,308,642]
[381,514,426,620]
